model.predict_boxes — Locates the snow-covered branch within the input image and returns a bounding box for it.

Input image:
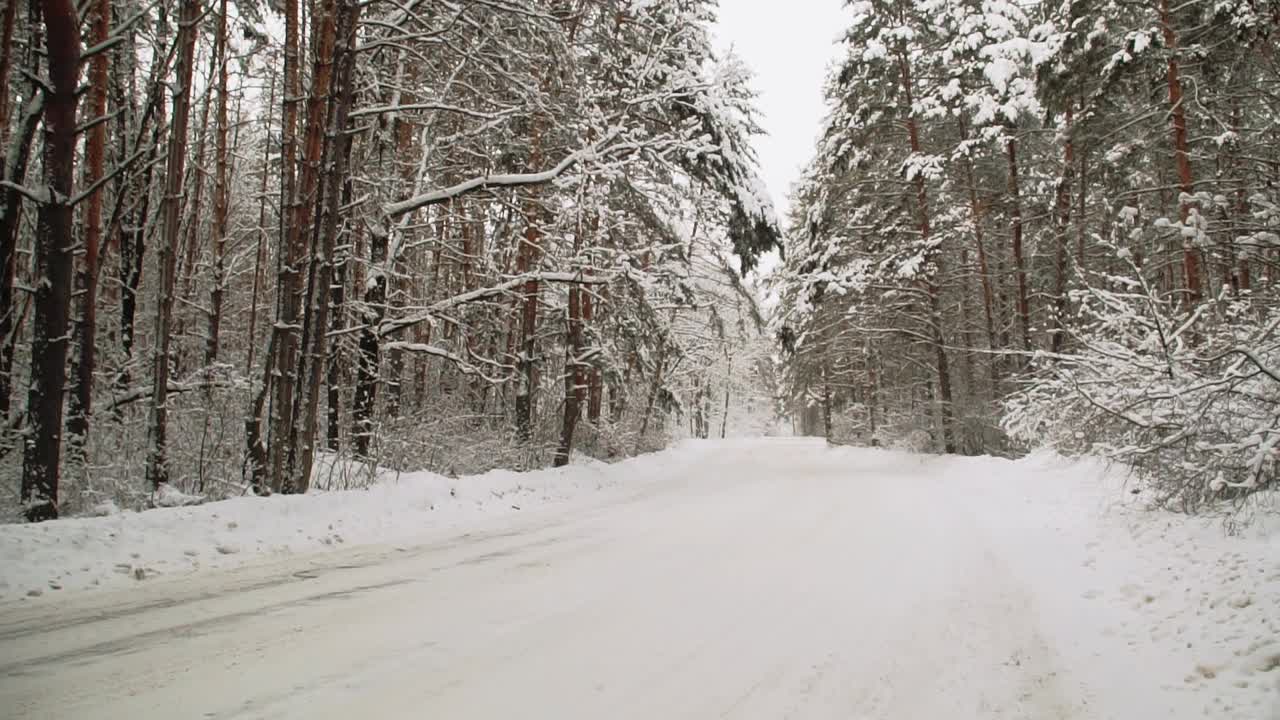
[382,130,621,219]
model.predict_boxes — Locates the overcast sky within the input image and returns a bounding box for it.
[712,1,852,226]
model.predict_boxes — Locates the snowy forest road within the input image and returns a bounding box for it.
[1,439,1095,718]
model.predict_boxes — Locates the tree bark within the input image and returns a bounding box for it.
[145,0,200,490]
[263,0,304,491]
[1076,99,1087,269]
[174,63,213,369]
[326,142,355,452]
[867,344,879,446]
[553,282,584,466]
[720,355,730,440]
[246,73,275,376]
[326,251,346,452]
[1006,136,1031,354]
[898,48,956,454]
[66,0,111,471]
[584,289,603,422]
[0,0,17,142]
[956,117,999,389]
[1051,108,1075,355]
[204,0,231,367]
[353,227,388,458]
[1159,0,1202,304]
[0,100,40,423]
[636,338,667,448]
[283,0,361,493]
[821,361,833,443]
[0,1,44,423]
[0,0,19,421]
[515,229,542,443]
[554,207,594,465]
[21,0,80,520]
[119,5,169,395]
[514,175,545,440]
[1230,104,1250,293]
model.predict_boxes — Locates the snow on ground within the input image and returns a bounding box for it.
[931,449,1280,720]
[0,439,1277,719]
[0,447,695,601]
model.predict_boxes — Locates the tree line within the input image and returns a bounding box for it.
[777,0,1278,510]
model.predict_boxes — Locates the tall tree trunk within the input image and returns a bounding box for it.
[553,281,584,467]
[246,73,275,376]
[1051,108,1075,355]
[21,0,80,520]
[263,0,304,492]
[1006,135,1031,355]
[174,67,213,369]
[867,343,879,446]
[636,337,667,449]
[119,7,169,394]
[1230,103,1251,293]
[898,48,955,454]
[205,0,231,367]
[382,75,417,420]
[720,352,731,440]
[609,360,629,428]
[242,59,272,494]
[0,101,39,421]
[145,0,200,490]
[515,208,542,442]
[0,0,17,142]
[0,0,19,421]
[584,289,602,422]
[1076,98,1088,269]
[463,204,486,418]
[821,361,833,443]
[956,117,999,389]
[514,122,545,442]
[66,0,111,472]
[326,252,346,452]
[384,279,406,417]
[283,0,361,493]
[554,209,592,465]
[1159,0,1202,304]
[0,1,44,423]
[326,144,354,452]
[955,246,979,439]
[353,227,388,458]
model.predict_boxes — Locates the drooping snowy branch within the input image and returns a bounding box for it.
[382,130,621,219]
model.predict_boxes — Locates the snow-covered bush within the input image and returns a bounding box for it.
[1005,253,1278,514]
[875,427,935,454]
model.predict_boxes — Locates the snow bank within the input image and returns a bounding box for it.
[897,448,1280,720]
[0,446,700,602]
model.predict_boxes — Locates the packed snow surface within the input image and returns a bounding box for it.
[0,439,1277,719]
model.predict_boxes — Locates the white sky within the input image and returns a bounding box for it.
[712,1,852,227]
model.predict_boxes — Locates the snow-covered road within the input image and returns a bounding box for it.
[1,439,1277,719]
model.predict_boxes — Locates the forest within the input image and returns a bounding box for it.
[1,0,1276,523]
[0,0,782,521]
[776,0,1279,512]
